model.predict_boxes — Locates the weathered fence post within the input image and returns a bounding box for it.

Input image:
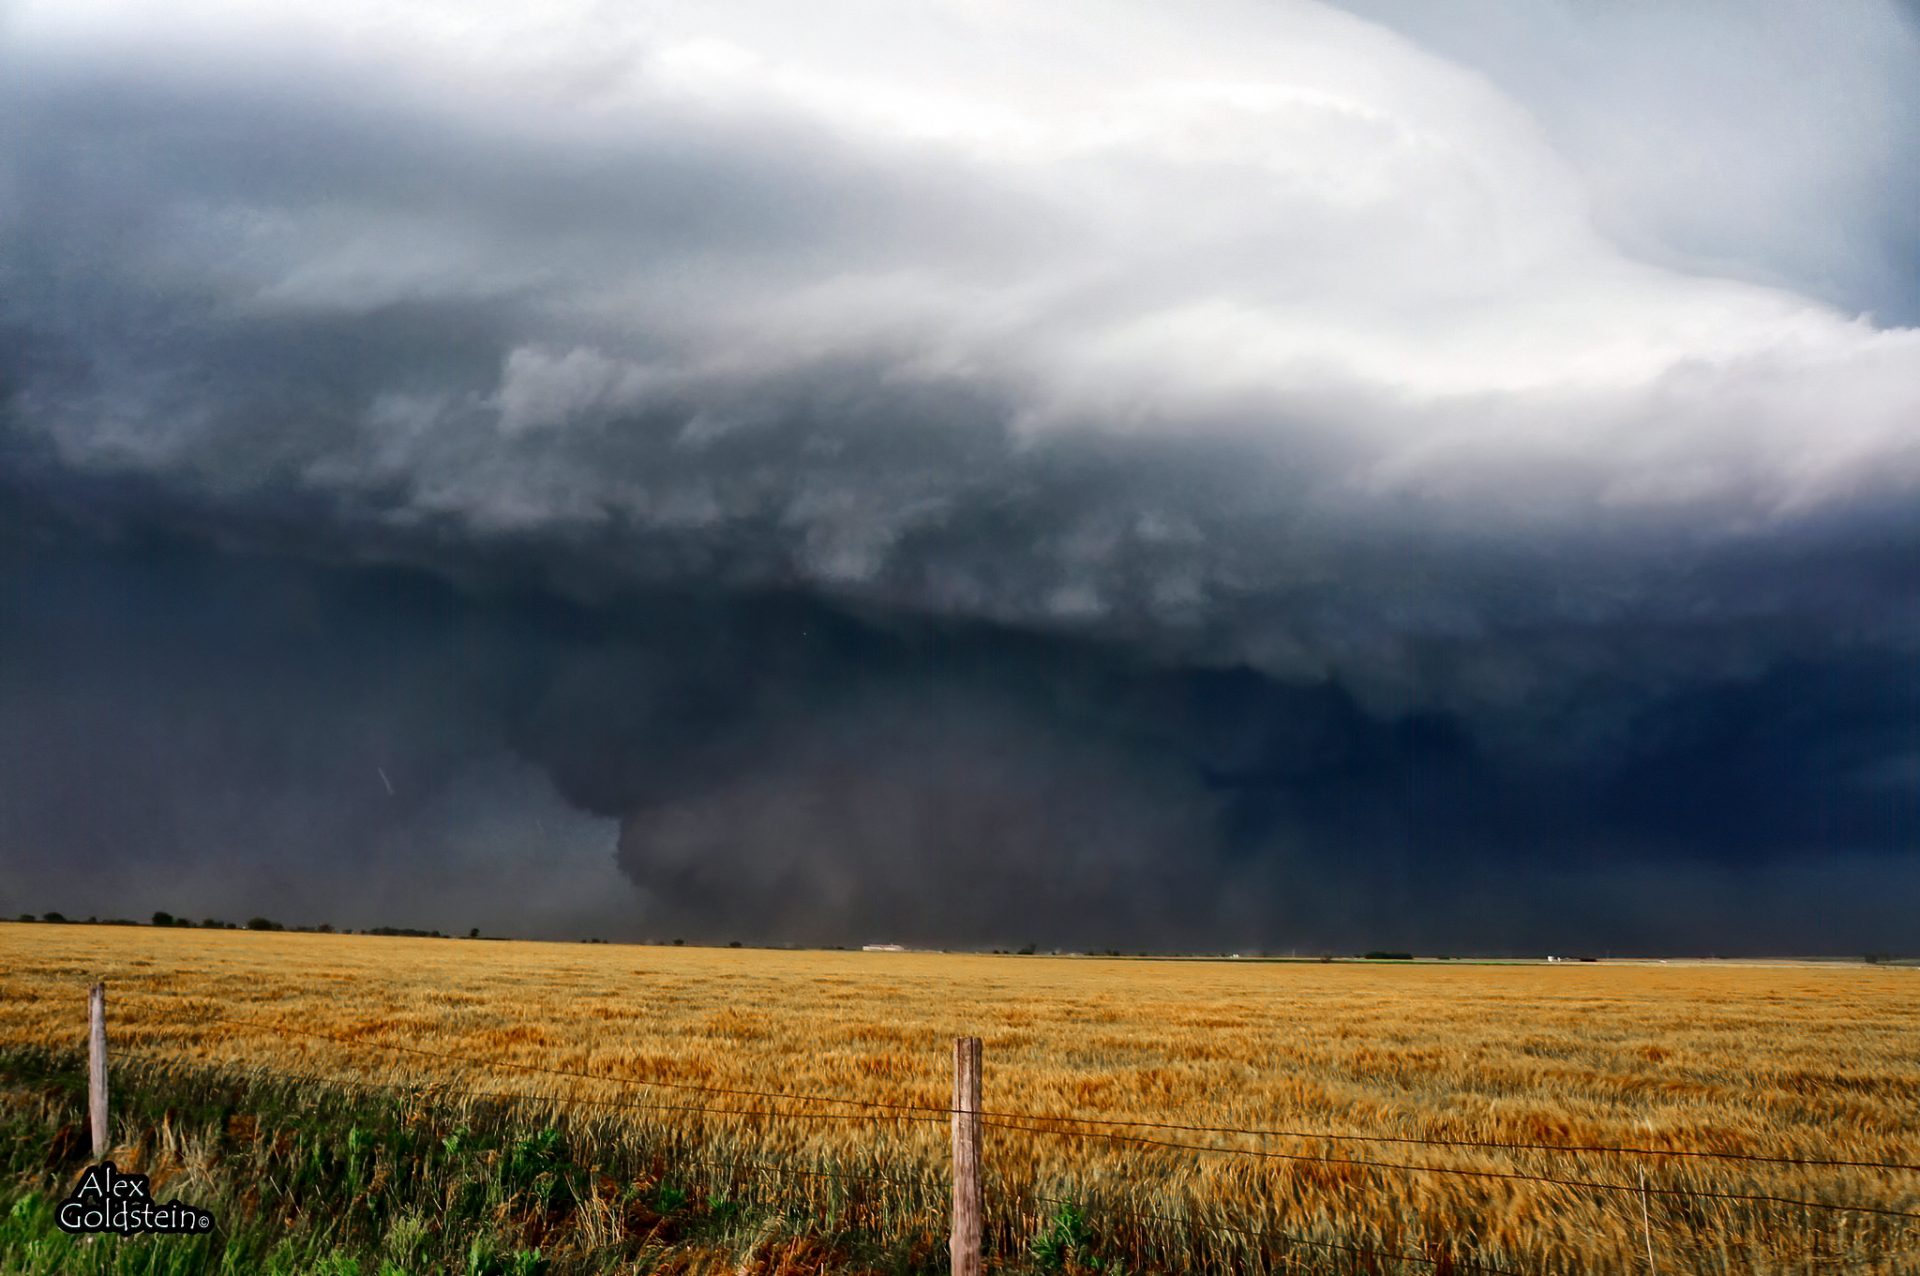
[951,1035,983,1276]
[88,981,109,1160]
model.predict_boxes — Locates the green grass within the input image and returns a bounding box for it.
[0,1045,1466,1275]
[0,1048,965,1276]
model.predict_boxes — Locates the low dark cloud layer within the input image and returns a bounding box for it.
[4,515,1914,952]
[1,0,1917,951]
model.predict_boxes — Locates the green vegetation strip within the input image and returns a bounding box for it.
[0,1048,1505,1275]
[0,1048,957,1276]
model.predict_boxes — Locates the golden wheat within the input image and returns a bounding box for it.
[3,923,1916,1272]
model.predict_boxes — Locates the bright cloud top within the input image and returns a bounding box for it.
[6,0,1920,671]
[12,0,1920,521]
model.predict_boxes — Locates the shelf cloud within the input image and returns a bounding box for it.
[3,0,1917,950]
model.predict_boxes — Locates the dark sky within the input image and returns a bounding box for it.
[2,0,1917,952]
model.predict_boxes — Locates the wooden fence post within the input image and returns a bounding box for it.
[951,1036,983,1276]
[88,981,109,1160]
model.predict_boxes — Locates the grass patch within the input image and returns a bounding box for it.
[0,1047,951,1275]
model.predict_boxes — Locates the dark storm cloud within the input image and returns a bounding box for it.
[5,525,1913,951]
[2,0,1918,950]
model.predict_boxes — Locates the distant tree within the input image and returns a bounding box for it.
[1017,943,1036,956]
[42,912,65,924]
[245,916,281,932]
[201,918,223,929]
[152,911,175,928]
[728,940,742,948]
[672,938,685,946]
[469,927,480,939]
[17,914,35,923]
[316,923,334,933]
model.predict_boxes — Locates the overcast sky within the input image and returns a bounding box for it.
[2,0,1917,951]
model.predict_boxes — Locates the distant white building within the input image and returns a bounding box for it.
[862,943,906,952]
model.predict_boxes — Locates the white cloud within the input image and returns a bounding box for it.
[8,0,1920,697]
[494,347,658,435]
[18,0,1918,466]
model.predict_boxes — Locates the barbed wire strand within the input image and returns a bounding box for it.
[115,1040,1920,1223]
[124,1002,1920,1175]
[118,1051,943,1130]
[980,1118,1920,1223]
[25,1041,1915,1273]
[113,1054,941,1198]
[973,1112,1920,1175]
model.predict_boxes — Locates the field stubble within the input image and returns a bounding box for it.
[2,925,1917,1273]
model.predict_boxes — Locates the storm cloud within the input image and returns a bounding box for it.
[2,0,1917,950]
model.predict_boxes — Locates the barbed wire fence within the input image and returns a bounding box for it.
[45,983,1920,1274]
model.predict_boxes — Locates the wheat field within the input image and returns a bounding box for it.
[3,922,1917,1273]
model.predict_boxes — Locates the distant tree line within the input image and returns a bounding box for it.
[12,914,1903,963]
[10,911,481,939]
